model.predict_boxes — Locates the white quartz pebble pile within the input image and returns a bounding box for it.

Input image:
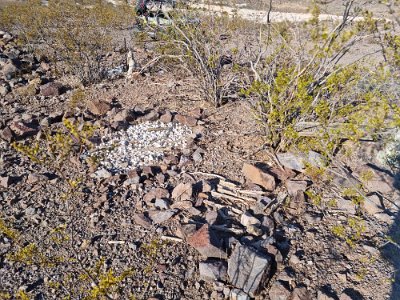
[86,121,192,173]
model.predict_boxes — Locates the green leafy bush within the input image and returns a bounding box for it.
[240,3,400,154]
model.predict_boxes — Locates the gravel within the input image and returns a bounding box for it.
[378,129,400,171]
[85,121,192,173]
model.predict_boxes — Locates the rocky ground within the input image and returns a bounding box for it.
[1,14,400,300]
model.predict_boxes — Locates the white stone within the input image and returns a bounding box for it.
[84,121,192,173]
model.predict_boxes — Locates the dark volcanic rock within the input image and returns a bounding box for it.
[228,244,272,296]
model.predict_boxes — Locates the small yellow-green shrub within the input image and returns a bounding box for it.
[240,2,400,155]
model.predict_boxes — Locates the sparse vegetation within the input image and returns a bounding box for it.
[332,216,366,248]
[0,0,134,84]
[241,4,399,155]
[1,0,399,298]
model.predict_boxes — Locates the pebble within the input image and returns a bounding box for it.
[155,199,170,210]
[85,121,192,173]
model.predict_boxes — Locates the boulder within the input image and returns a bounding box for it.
[199,260,227,281]
[242,163,276,191]
[187,224,227,258]
[40,82,64,97]
[9,121,38,139]
[228,244,272,296]
[0,126,14,142]
[148,209,177,224]
[291,287,311,300]
[285,180,307,197]
[160,110,173,123]
[229,289,250,300]
[133,213,152,227]
[277,153,304,172]
[2,62,18,80]
[172,183,192,201]
[175,114,197,127]
[268,281,291,300]
[87,100,111,116]
[111,108,136,123]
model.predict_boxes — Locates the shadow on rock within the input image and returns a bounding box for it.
[382,209,400,300]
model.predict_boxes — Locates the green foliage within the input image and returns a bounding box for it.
[69,88,87,110]
[0,0,134,84]
[0,292,12,300]
[241,3,400,155]
[85,269,133,300]
[7,119,139,299]
[0,218,19,240]
[331,216,366,247]
[12,118,96,185]
[342,187,365,205]
[74,258,134,300]
[7,243,49,266]
[141,239,164,274]
[305,190,323,206]
[16,290,30,300]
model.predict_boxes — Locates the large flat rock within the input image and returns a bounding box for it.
[227,244,272,296]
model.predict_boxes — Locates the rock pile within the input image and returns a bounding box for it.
[2,96,399,299]
[1,33,399,296]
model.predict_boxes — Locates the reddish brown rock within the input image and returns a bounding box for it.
[175,114,197,127]
[242,163,276,191]
[133,213,152,227]
[187,224,227,258]
[9,121,38,139]
[160,110,173,123]
[0,126,14,142]
[269,167,296,182]
[268,281,291,300]
[87,100,111,116]
[40,82,64,97]
[143,188,170,203]
[172,183,192,201]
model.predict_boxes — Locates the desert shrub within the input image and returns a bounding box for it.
[147,7,256,106]
[381,0,400,67]
[239,1,400,155]
[12,118,96,181]
[0,0,135,84]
